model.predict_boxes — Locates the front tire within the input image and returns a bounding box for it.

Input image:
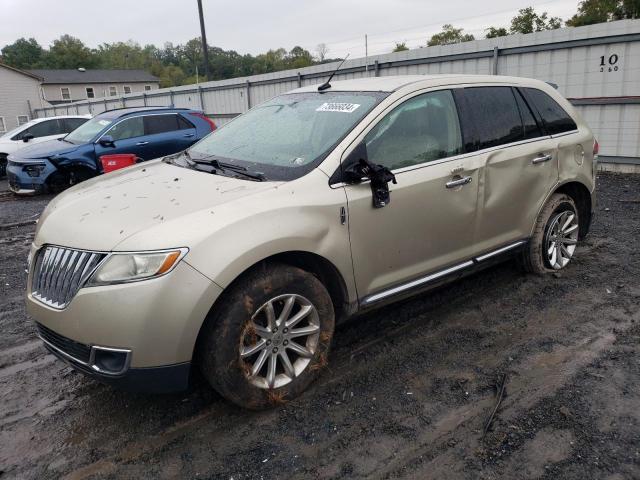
[198,263,335,409]
[520,193,579,274]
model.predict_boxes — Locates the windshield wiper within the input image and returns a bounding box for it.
[188,153,267,181]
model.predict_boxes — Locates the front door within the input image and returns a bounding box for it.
[343,89,481,302]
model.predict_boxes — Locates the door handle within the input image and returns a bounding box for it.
[136,141,149,146]
[445,176,472,189]
[532,154,552,164]
[183,133,195,138]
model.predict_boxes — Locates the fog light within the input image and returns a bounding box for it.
[91,347,130,375]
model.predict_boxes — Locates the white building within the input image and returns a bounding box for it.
[0,63,48,133]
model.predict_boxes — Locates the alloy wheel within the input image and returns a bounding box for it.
[545,210,578,269]
[240,294,320,389]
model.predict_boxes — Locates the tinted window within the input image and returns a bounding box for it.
[23,120,63,139]
[144,115,180,135]
[177,115,194,130]
[524,88,577,135]
[63,118,88,132]
[107,117,144,141]
[365,90,463,170]
[514,90,543,140]
[462,87,524,150]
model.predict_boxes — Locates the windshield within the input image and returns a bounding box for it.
[65,117,113,144]
[188,91,387,180]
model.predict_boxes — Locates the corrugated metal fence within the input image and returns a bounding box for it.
[34,19,640,162]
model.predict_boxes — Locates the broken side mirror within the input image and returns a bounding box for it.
[342,142,397,209]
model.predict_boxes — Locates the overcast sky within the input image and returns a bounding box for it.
[1,0,580,58]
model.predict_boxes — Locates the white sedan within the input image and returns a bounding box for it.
[0,115,91,176]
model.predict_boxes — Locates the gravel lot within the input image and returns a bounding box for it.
[0,173,639,480]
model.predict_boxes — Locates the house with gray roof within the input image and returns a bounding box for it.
[0,63,48,133]
[28,69,160,104]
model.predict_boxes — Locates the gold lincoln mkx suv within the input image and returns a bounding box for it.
[26,75,596,408]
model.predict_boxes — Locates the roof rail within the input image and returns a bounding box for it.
[101,105,192,113]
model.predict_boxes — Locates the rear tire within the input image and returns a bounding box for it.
[0,154,7,178]
[198,263,335,409]
[519,193,579,274]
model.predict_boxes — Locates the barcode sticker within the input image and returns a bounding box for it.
[316,102,360,113]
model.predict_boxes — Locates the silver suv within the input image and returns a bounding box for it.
[26,75,596,408]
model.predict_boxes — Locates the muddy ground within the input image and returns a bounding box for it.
[0,173,639,480]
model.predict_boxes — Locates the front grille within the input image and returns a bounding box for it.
[36,322,91,364]
[31,245,106,309]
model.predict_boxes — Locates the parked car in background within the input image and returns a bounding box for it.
[6,107,215,194]
[0,115,90,177]
[26,75,596,408]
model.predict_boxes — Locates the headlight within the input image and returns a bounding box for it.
[86,248,188,286]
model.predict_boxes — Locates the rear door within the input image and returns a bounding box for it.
[142,114,197,159]
[456,86,558,253]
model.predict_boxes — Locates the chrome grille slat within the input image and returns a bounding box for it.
[31,246,107,309]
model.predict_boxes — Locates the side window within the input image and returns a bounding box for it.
[364,90,463,170]
[514,89,543,140]
[62,118,88,133]
[106,117,144,141]
[144,115,180,135]
[462,87,525,150]
[23,119,63,139]
[177,115,194,130]
[524,88,577,135]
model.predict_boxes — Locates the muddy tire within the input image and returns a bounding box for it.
[198,263,335,409]
[519,193,579,274]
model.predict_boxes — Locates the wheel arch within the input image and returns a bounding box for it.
[193,250,353,362]
[553,181,593,239]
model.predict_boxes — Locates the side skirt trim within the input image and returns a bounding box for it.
[360,240,526,306]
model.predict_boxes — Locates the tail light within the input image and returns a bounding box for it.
[592,139,599,178]
[190,112,216,132]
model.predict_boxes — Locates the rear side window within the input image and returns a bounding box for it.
[144,115,180,135]
[460,87,525,150]
[63,118,88,132]
[514,90,543,140]
[523,88,577,135]
[177,115,194,130]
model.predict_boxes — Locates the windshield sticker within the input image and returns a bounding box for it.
[316,102,360,113]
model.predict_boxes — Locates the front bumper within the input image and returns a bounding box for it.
[27,251,223,391]
[40,331,191,393]
[7,160,54,194]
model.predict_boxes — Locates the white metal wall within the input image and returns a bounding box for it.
[33,19,640,161]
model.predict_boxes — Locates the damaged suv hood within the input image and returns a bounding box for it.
[9,139,79,161]
[35,160,282,251]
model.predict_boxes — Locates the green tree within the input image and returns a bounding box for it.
[0,37,44,69]
[46,35,97,68]
[566,0,640,26]
[510,7,563,34]
[393,42,409,52]
[485,27,509,38]
[158,65,187,88]
[427,24,475,46]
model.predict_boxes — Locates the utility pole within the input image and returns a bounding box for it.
[365,34,368,73]
[197,0,210,81]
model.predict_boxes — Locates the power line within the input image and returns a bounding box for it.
[301,0,573,57]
